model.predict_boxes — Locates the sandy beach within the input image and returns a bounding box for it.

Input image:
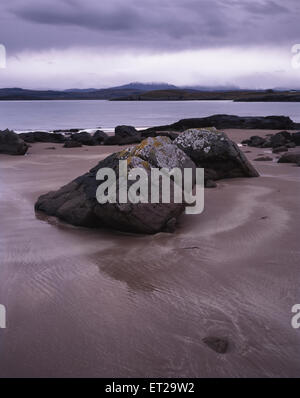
[0,129,299,378]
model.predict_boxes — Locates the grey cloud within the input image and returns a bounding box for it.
[1,0,299,53]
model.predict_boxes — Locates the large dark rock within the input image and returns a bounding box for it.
[0,129,29,155]
[19,131,66,143]
[115,125,138,138]
[35,137,196,234]
[93,130,108,145]
[174,128,259,181]
[143,115,295,133]
[71,131,95,146]
[278,152,300,164]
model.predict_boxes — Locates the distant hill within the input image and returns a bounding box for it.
[0,84,300,101]
[110,82,179,91]
[0,87,146,100]
[111,89,300,102]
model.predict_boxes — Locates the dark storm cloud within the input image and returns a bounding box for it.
[1,0,299,52]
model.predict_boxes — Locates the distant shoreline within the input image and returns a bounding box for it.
[1,87,300,102]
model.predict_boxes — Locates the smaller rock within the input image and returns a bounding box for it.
[203,336,228,354]
[45,146,56,150]
[286,142,296,149]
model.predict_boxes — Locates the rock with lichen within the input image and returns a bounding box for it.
[174,128,259,181]
[35,136,196,234]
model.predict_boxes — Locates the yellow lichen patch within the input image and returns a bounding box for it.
[142,160,150,170]
[153,140,163,148]
[126,155,133,166]
[118,148,132,159]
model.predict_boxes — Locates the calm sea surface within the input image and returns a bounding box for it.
[0,100,300,132]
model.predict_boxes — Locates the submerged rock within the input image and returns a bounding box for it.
[35,137,196,234]
[203,336,228,354]
[174,128,259,180]
[0,129,29,155]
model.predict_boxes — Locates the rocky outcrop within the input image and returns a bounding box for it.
[0,129,29,155]
[35,137,196,234]
[174,128,259,181]
[143,115,295,133]
[242,131,300,149]
[19,131,66,143]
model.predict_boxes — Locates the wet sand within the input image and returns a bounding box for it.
[0,130,299,378]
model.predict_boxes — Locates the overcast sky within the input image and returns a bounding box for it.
[0,0,300,89]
